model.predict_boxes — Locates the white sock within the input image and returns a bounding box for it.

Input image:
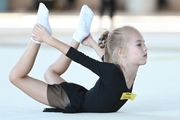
[73,5,94,43]
[31,2,52,44]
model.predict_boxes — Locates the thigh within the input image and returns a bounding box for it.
[14,76,49,105]
[44,70,67,85]
[47,83,70,109]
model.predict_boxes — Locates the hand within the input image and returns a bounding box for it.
[32,24,51,43]
[82,34,105,58]
[82,34,94,48]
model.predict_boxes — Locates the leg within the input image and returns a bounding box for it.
[99,0,107,29]
[109,0,115,19]
[32,3,52,44]
[109,0,115,30]
[44,40,79,84]
[45,5,94,84]
[9,41,49,105]
[99,0,106,17]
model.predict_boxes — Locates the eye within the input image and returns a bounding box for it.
[137,43,141,46]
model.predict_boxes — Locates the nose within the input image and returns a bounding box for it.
[144,46,148,52]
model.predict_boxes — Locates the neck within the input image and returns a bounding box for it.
[121,64,139,89]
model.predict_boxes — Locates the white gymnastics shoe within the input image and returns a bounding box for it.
[31,2,52,44]
[72,5,94,43]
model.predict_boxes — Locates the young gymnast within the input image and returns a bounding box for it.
[9,3,147,113]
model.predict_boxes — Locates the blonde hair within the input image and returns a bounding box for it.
[98,26,139,65]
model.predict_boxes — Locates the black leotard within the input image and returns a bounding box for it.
[62,47,133,113]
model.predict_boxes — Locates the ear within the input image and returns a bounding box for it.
[117,48,126,58]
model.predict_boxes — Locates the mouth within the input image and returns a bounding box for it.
[143,54,147,57]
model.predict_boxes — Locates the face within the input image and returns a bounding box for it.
[125,31,148,66]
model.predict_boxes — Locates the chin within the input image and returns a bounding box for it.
[142,61,147,65]
[139,60,147,65]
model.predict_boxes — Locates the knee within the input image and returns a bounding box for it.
[44,67,54,82]
[9,70,21,85]
[9,70,16,84]
[44,67,63,84]
[44,65,61,79]
[44,68,50,81]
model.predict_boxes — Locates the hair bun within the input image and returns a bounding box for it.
[98,30,109,48]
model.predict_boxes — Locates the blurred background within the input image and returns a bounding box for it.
[1,0,180,36]
[0,0,180,13]
[1,0,180,48]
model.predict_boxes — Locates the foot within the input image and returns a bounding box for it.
[73,5,94,43]
[31,2,52,44]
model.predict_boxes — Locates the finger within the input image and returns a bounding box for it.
[36,23,43,29]
[37,24,41,29]
[32,27,39,37]
[32,26,37,33]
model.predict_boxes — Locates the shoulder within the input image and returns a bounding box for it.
[100,62,123,77]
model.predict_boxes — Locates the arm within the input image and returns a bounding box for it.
[47,37,71,55]
[32,24,73,55]
[82,34,105,59]
[32,24,118,81]
[66,47,119,83]
[32,24,116,79]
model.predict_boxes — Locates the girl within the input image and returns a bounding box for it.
[9,5,147,113]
